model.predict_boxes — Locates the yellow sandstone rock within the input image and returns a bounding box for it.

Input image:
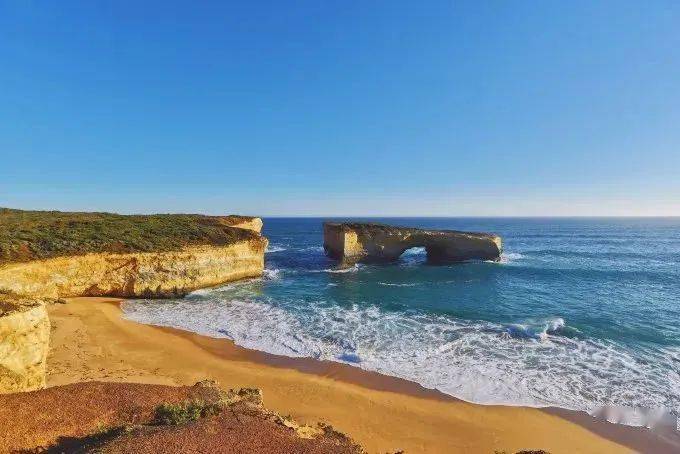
[225,217,263,233]
[0,210,269,393]
[0,240,267,299]
[324,222,502,264]
[0,296,50,393]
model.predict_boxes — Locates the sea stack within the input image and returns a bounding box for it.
[323,222,502,264]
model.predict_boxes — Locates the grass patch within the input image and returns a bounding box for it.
[153,399,222,425]
[0,208,261,264]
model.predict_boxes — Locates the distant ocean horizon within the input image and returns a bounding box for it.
[122,217,680,429]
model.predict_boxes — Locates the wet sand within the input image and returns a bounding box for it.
[46,297,678,453]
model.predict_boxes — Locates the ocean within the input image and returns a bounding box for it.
[122,217,680,427]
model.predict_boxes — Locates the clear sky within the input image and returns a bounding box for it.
[2,1,679,216]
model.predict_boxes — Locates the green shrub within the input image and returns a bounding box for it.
[0,208,260,264]
[153,399,221,425]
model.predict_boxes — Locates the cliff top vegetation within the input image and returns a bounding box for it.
[0,208,261,264]
[323,222,498,238]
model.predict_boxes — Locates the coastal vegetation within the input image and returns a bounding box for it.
[153,399,222,425]
[0,209,268,394]
[0,381,364,453]
[0,208,258,264]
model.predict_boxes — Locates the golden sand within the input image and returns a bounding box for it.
[46,297,633,454]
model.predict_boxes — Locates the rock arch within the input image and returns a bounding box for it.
[323,222,502,264]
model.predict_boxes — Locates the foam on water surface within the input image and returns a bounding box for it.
[122,217,680,430]
[266,244,287,253]
[122,292,679,427]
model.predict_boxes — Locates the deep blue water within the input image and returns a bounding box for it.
[123,218,680,425]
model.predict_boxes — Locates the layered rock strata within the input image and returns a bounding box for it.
[323,222,502,264]
[0,293,50,394]
[0,209,268,393]
[0,241,266,299]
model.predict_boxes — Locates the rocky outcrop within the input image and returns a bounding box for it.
[324,222,502,264]
[0,293,50,394]
[0,210,269,393]
[221,216,263,233]
[0,237,267,298]
[0,209,268,298]
[0,381,364,453]
[0,240,267,299]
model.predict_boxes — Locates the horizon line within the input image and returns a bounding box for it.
[3,206,679,219]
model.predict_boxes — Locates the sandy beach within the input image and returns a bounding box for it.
[46,297,673,453]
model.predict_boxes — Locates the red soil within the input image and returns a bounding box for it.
[0,381,362,454]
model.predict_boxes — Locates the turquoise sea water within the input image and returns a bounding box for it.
[123,218,680,426]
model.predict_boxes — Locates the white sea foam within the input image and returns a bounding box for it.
[316,264,360,274]
[504,317,566,341]
[263,268,282,280]
[497,252,524,264]
[298,246,324,252]
[378,282,419,287]
[122,296,680,428]
[186,287,214,297]
[591,405,677,430]
[266,244,287,253]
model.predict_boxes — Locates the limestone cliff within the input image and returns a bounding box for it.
[0,209,268,298]
[0,240,267,299]
[0,294,50,394]
[0,209,269,393]
[324,222,502,264]
[220,216,263,233]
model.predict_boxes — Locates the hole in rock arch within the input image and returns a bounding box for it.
[399,246,427,265]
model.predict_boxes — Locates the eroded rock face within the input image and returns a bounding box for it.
[323,222,502,264]
[0,239,267,299]
[0,212,268,393]
[223,216,263,233]
[0,296,50,394]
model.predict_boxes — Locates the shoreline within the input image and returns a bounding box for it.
[47,297,678,453]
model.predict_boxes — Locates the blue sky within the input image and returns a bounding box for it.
[2,1,679,216]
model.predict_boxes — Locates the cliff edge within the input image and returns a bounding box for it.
[0,208,268,298]
[0,291,50,394]
[0,208,268,393]
[323,222,502,264]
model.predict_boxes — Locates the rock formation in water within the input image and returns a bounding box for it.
[0,209,268,393]
[323,222,502,264]
[0,292,50,394]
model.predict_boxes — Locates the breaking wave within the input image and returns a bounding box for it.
[121,218,680,431]
[122,295,679,428]
[263,268,282,280]
[378,282,420,287]
[315,264,361,274]
[503,317,568,341]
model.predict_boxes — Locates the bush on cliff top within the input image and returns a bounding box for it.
[0,208,261,264]
[153,399,222,425]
